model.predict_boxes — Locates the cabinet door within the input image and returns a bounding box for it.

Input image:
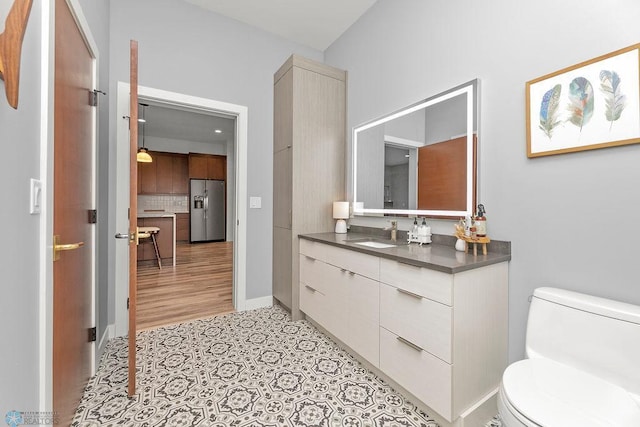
[176,213,189,242]
[207,155,226,180]
[274,68,293,153]
[273,227,292,309]
[273,148,292,229]
[346,272,380,367]
[155,153,173,194]
[172,154,189,194]
[188,154,208,179]
[138,157,157,194]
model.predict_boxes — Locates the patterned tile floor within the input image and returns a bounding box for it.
[73,306,442,426]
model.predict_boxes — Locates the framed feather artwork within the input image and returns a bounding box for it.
[526,43,640,158]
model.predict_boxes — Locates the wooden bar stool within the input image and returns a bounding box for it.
[139,226,162,269]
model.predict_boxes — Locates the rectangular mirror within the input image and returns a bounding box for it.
[353,79,479,218]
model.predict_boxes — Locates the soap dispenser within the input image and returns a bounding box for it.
[475,204,487,237]
[411,217,419,239]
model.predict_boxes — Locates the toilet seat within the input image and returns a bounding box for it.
[500,358,640,427]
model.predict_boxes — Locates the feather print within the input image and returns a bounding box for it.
[599,70,626,130]
[567,77,594,132]
[539,84,562,139]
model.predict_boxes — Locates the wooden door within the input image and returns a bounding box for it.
[52,0,94,423]
[417,136,468,211]
[128,39,139,396]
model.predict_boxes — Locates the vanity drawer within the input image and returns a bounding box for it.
[380,258,452,306]
[323,244,379,281]
[299,239,327,261]
[299,253,339,295]
[380,326,452,421]
[299,281,347,340]
[380,283,452,363]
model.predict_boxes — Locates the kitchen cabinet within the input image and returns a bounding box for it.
[137,217,174,262]
[272,55,347,319]
[188,153,226,180]
[138,151,189,195]
[176,213,189,242]
[298,236,509,426]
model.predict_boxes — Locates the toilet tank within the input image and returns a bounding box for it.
[525,287,640,400]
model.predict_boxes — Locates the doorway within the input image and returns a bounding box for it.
[114,84,248,337]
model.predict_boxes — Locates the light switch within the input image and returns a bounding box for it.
[30,178,42,215]
[249,196,262,209]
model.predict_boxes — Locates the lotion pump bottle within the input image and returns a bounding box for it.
[475,204,487,237]
[412,218,419,237]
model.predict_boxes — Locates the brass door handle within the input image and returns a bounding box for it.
[53,235,84,261]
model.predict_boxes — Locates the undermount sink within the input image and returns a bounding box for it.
[352,240,397,249]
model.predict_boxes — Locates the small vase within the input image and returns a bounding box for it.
[455,238,466,252]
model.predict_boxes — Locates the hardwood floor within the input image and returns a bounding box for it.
[137,241,234,331]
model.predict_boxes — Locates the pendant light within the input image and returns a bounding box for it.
[136,103,152,163]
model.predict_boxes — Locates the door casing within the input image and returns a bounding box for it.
[114,83,248,337]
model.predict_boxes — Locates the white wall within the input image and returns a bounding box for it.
[326,0,640,362]
[0,0,44,415]
[108,0,322,302]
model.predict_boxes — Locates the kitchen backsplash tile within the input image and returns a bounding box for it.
[138,195,189,213]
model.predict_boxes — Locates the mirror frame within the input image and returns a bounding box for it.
[352,79,478,218]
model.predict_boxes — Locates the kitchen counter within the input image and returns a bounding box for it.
[137,213,176,267]
[299,232,511,274]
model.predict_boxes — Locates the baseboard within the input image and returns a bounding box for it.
[244,295,273,311]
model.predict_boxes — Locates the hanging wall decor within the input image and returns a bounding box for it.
[0,0,33,109]
[526,43,640,158]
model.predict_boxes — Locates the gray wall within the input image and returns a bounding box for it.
[107,0,322,303]
[326,0,640,362]
[0,0,43,415]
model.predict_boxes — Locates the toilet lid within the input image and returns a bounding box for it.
[502,358,640,427]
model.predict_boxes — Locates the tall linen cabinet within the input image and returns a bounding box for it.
[272,55,346,319]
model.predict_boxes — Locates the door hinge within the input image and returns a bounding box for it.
[88,209,97,224]
[89,89,106,107]
[88,327,97,342]
[127,298,130,309]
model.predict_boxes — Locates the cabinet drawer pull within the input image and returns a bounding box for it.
[396,287,423,300]
[397,260,422,268]
[340,268,347,273]
[348,271,356,276]
[304,255,316,261]
[305,285,317,293]
[396,336,423,352]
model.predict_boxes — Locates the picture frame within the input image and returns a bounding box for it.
[526,43,640,158]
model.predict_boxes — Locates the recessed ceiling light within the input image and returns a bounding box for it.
[138,118,146,123]
[214,129,222,134]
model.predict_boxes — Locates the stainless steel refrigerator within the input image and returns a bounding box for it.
[190,179,225,242]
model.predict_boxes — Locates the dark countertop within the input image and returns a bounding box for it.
[299,232,511,274]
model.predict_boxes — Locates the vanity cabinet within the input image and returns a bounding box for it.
[299,239,379,366]
[272,55,346,318]
[298,237,509,426]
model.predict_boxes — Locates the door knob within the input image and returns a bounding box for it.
[115,228,149,245]
[53,235,84,261]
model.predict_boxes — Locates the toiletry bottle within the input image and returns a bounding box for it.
[412,218,419,239]
[419,217,428,243]
[475,204,487,237]
[465,215,472,237]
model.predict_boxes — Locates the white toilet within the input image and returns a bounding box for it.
[498,287,640,427]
